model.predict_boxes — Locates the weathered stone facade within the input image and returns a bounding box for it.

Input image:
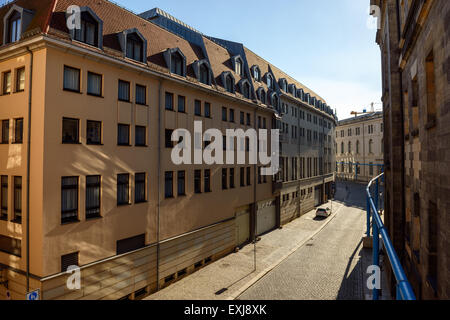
[373,0,450,299]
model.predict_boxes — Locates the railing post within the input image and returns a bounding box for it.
[375,179,379,216]
[373,177,380,300]
[366,194,371,237]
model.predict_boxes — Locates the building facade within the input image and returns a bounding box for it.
[372,0,450,299]
[0,0,336,300]
[336,112,384,182]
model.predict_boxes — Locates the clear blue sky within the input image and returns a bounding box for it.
[116,0,381,120]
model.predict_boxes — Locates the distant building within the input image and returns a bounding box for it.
[372,0,450,299]
[335,112,383,182]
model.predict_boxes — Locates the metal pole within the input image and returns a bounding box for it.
[372,177,380,300]
[366,194,371,237]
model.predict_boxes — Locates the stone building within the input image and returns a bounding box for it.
[336,112,384,182]
[372,0,450,299]
[0,0,336,300]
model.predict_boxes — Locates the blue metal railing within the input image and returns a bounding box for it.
[366,173,416,300]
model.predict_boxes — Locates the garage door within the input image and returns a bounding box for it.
[256,199,276,236]
[314,186,322,207]
[235,208,250,246]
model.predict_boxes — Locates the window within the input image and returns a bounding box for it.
[178,95,185,112]
[348,142,352,154]
[15,67,25,92]
[86,175,101,219]
[117,234,145,255]
[165,92,174,110]
[177,171,185,196]
[204,102,211,118]
[222,169,227,190]
[165,172,173,198]
[341,142,344,154]
[356,140,360,154]
[63,66,80,92]
[61,252,79,273]
[247,113,251,126]
[74,11,99,47]
[135,126,146,147]
[135,173,146,203]
[2,71,11,94]
[229,168,235,189]
[195,100,202,116]
[61,177,78,224]
[126,33,143,62]
[1,120,9,144]
[260,90,266,104]
[267,74,273,89]
[229,109,235,123]
[62,118,79,144]
[204,170,211,193]
[240,112,245,125]
[225,75,234,93]
[118,80,130,102]
[87,72,102,96]
[117,124,130,146]
[425,51,436,124]
[165,129,174,148]
[7,11,21,43]
[117,174,130,206]
[171,52,183,76]
[194,170,202,194]
[199,63,210,85]
[136,84,146,105]
[246,167,251,186]
[369,139,373,153]
[222,107,227,121]
[235,58,243,76]
[253,67,260,81]
[369,163,374,176]
[1,176,7,221]
[240,167,245,187]
[87,120,101,145]
[242,83,250,99]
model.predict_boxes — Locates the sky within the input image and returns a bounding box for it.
[114,0,382,121]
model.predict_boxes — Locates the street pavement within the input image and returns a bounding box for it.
[147,181,390,300]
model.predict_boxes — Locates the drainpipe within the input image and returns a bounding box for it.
[156,79,163,291]
[25,46,34,293]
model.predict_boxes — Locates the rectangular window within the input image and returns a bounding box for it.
[165,129,174,148]
[194,170,202,194]
[86,120,101,145]
[222,168,227,190]
[16,67,25,92]
[117,234,145,255]
[240,112,245,125]
[204,169,211,193]
[2,71,11,94]
[1,120,9,144]
[0,234,21,257]
[61,252,79,273]
[229,168,235,189]
[135,173,146,203]
[165,172,173,198]
[247,113,251,126]
[1,176,7,221]
[86,175,101,219]
[425,51,436,125]
[14,118,23,144]
[117,174,130,206]
[61,177,78,224]
[222,107,227,121]
[177,171,185,196]
[87,72,102,96]
[118,80,130,102]
[229,109,235,123]
[204,102,211,118]
[246,167,251,186]
[62,118,79,144]
[178,95,185,113]
[117,124,130,146]
[240,167,245,187]
[135,84,146,105]
[63,66,80,92]
[195,100,202,116]
[165,92,174,110]
[135,126,146,147]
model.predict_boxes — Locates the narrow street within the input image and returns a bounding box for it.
[238,181,387,300]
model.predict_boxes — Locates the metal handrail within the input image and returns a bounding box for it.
[366,173,416,300]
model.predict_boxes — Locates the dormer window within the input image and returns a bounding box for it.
[200,64,209,85]
[252,66,261,81]
[226,75,233,92]
[171,52,183,75]
[271,94,279,109]
[75,12,98,46]
[236,59,242,76]
[267,74,273,90]
[126,33,143,62]
[7,11,21,43]
[279,79,287,92]
[68,7,103,48]
[242,82,250,99]
[257,88,266,104]
[221,72,235,93]
[192,60,212,85]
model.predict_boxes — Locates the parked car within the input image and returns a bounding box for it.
[315,207,331,218]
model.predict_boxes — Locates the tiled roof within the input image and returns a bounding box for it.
[338,111,383,125]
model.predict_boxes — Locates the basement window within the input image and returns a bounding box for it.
[165,274,175,283]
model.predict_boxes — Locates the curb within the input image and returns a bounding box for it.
[227,202,345,300]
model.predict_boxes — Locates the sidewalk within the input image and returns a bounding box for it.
[146,200,344,300]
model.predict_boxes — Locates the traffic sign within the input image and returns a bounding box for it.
[26,289,40,301]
